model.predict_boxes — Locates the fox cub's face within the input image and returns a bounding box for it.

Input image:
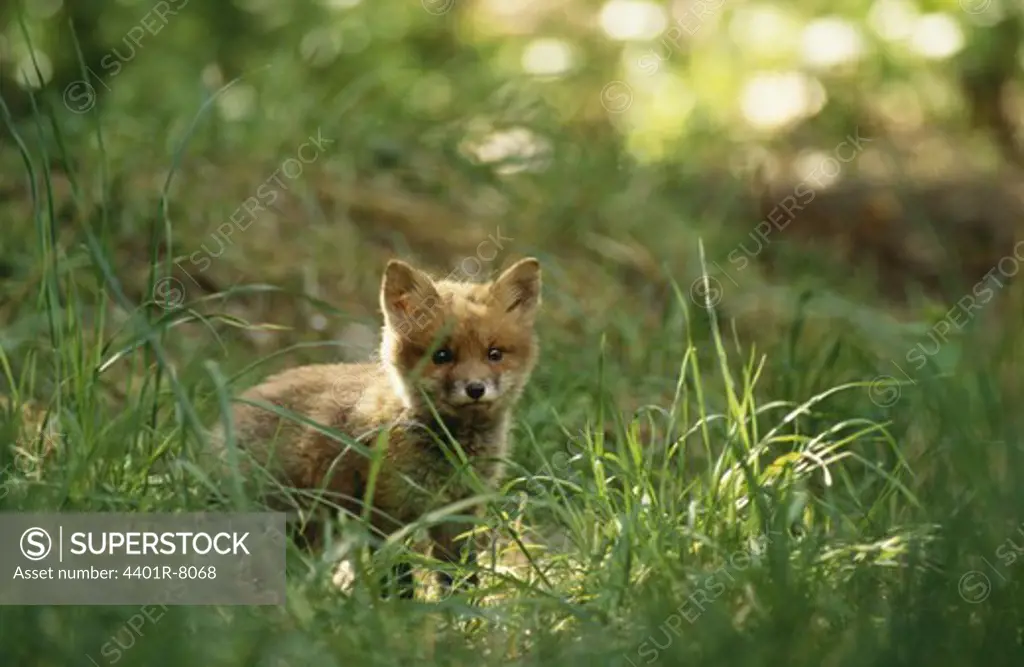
[379,257,541,417]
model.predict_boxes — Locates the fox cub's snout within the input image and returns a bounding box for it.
[379,257,541,417]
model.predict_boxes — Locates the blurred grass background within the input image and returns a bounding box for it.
[1,0,1024,665]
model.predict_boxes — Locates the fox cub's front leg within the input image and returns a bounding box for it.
[430,522,480,592]
[381,560,416,599]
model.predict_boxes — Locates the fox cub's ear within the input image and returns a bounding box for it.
[492,257,541,322]
[381,260,441,337]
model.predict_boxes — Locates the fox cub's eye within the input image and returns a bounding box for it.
[487,347,503,362]
[432,348,454,365]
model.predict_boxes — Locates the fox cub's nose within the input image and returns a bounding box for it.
[465,382,486,400]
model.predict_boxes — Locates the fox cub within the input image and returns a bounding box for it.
[206,257,541,595]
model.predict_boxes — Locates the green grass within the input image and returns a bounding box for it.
[3,26,1024,667]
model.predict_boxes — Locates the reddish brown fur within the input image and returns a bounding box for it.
[203,257,541,589]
